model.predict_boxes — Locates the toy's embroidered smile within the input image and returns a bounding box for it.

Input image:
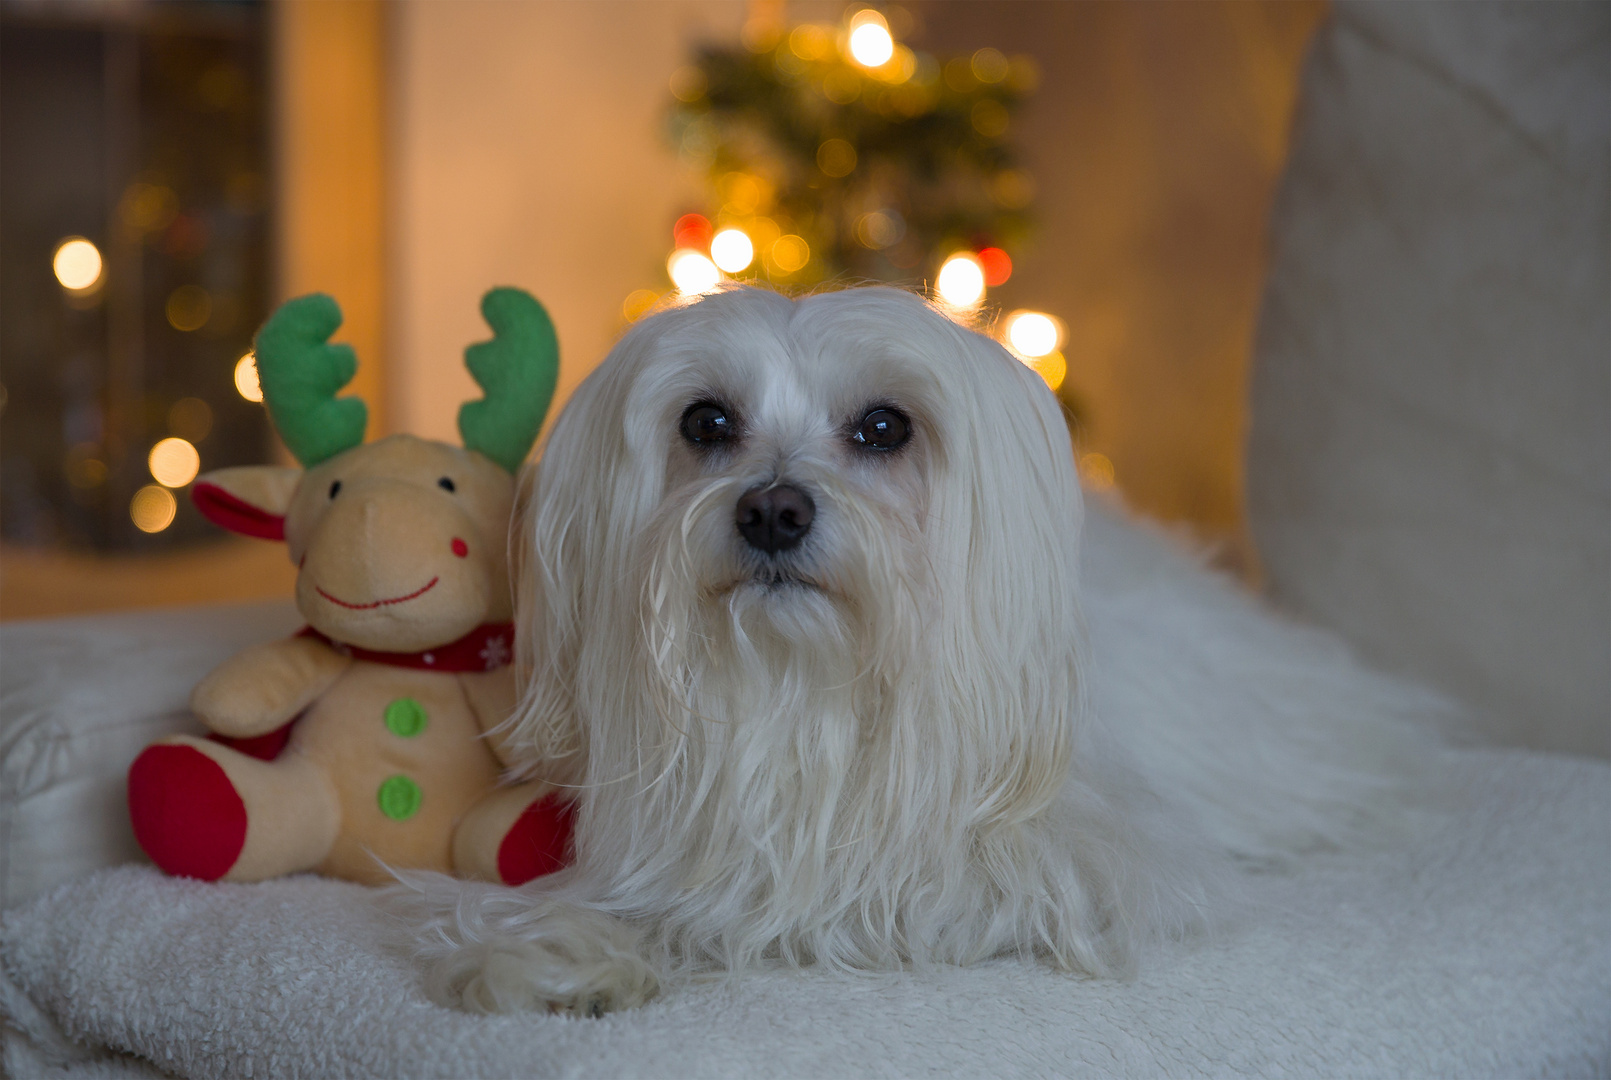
[316,577,440,610]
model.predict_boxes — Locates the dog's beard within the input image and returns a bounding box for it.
[591,472,954,970]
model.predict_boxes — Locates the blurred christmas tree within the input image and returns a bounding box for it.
[663,6,1037,292]
[628,5,1070,395]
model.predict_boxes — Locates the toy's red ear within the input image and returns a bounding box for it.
[190,466,301,541]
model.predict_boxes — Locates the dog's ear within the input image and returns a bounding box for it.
[924,328,1084,832]
[505,369,649,783]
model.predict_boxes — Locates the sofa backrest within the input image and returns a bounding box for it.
[1248,1,1609,757]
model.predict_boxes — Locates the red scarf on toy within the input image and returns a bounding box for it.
[217,623,517,762]
[296,622,516,673]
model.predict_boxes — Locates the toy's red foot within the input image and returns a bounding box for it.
[496,794,576,886]
[128,744,248,881]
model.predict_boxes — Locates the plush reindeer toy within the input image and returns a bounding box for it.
[128,288,566,887]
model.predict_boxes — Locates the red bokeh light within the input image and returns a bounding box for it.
[673,213,714,251]
[977,247,1013,287]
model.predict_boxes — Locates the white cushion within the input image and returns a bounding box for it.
[1247,1,1611,756]
[0,602,301,910]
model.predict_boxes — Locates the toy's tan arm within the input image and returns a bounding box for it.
[459,667,521,769]
[190,636,351,738]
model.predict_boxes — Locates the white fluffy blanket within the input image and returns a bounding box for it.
[3,748,1607,1079]
[2,506,1607,1078]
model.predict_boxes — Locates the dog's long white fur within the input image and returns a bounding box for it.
[391,286,1435,1016]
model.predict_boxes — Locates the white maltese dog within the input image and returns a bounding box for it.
[397,285,1432,1016]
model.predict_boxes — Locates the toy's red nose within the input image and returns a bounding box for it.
[451,538,469,558]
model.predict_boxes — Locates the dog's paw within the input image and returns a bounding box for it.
[446,939,660,1016]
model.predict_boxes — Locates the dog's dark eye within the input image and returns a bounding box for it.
[437,477,456,493]
[681,402,734,445]
[851,408,910,451]
[328,480,342,499]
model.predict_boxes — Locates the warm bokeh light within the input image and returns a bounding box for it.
[769,234,811,274]
[847,11,895,69]
[1079,451,1115,492]
[234,351,263,402]
[710,228,755,273]
[673,213,713,251]
[971,48,1010,84]
[669,65,707,102]
[166,285,211,332]
[52,237,103,292]
[1029,350,1067,392]
[64,443,107,490]
[669,249,721,294]
[1006,311,1062,357]
[789,24,834,61]
[130,484,178,533]
[622,289,661,322]
[856,210,905,249]
[872,44,917,85]
[936,253,986,307]
[971,98,1009,138]
[816,138,857,178]
[977,246,1012,287]
[148,437,200,488]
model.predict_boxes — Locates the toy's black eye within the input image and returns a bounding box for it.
[328,480,342,499]
[851,407,910,451]
[437,477,456,493]
[681,401,734,445]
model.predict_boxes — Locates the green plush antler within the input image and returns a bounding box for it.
[458,287,559,474]
[253,294,368,466]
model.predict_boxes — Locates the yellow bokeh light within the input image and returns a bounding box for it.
[816,138,857,178]
[855,210,904,249]
[1079,452,1115,493]
[234,351,263,402]
[166,285,211,332]
[769,234,811,274]
[669,65,707,102]
[622,289,661,323]
[148,436,200,488]
[1029,350,1067,392]
[971,47,1010,84]
[669,249,721,295]
[872,44,917,85]
[971,98,1009,138]
[847,11,895,68]
[788,24,834,61]
[936,253,986,307]
[719,171,764,214]
[53,237,104,292]
[1006,311,1062,358]
[64,443,107,490]
[130,484,178,533]
[710,229,755,273]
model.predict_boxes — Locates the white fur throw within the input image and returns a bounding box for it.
[1,503,1607,1078]
[3,746,1607,1079]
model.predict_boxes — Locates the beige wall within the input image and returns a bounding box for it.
[919,1,1325,559]
[388,0,750,442]
[276,0,389,434]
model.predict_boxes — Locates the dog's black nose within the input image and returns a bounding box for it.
[735,484,814,554]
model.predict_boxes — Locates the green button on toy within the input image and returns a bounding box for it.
[377,775,422,821]
[384,697,427,737]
